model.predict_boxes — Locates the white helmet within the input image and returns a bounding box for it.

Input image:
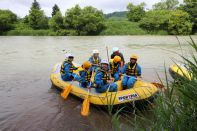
[93,49,99,54]
[101,59,109,65]
[112,47,119,52]
[65,53,74,58]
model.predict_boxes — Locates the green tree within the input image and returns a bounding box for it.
[153,0,179,10]
[0,9,17,34]
[52,4,60,16]
[28,0,48,29]
[179,0,197,33]
[64,5,105,35]
[64,5,81,29]
[49,11,64,31]
[139,10,170,33]
[127,3,145,22]
[32,0,40,10]
[168,10,192,35]
[23,15,29,24]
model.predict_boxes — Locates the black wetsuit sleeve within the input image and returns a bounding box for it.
[111,53,115,59]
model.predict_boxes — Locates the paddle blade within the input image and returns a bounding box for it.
[81,97,90,116]
[61,84,72,99]
[151,82,164,89]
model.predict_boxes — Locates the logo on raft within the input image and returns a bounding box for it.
[118,93,139,102]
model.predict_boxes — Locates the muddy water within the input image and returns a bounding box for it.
[0,36,196,131]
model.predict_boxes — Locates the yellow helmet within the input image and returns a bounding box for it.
[113,56,121,63]
[130,54,138,60]
[82,61,91,69]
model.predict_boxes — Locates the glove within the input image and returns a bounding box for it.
[73,67,78,70]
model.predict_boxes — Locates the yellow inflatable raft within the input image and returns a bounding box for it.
[169,63,192,80]
[50,63,159,106]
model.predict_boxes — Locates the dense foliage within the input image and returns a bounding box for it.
[64,5,105,35]
[0,10,17,34]
[153,0,179,10]
[127,3,145,22]
[52,4,60,17]
[139,9,192,35]
[139,10,170,33]
[168,10,192,35]
[49,11,64,31]
[179,0,197,33]
[0,0,196,35]
[28,0,48,29]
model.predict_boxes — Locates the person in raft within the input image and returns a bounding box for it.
[88,49,101,71]
[121,54,141,89]
[109,56,122,82]
[111,47,125,67]
[94,59,117,93]
[60,53,80,81]
[78,61,92,88]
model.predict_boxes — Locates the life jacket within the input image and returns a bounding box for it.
[79,69,91,83]
[91,56,99,65]
[94,68,108,87]
[126,62,138,76]
[60,60,75,74]
[110,62,119,75]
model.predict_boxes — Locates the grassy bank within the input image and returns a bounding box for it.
[3,19,171,36]
[5,29,56,36]
[109,36,197,130]
[101,20,168,35]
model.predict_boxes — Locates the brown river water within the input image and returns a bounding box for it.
[0,36,197,131]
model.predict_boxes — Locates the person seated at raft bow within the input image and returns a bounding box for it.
[111,47,125,67]
[78,61,92,88]
[109,56,122,82]
[94,59,117,93]
[60,53,80,81]
[88,49,101,71]
[121,54,141,89]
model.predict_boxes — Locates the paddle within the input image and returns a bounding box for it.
[81,87,90,116]
[81,71,94,116]
[106,46,112,79]
[61,75,75,99]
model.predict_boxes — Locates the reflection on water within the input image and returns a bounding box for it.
[0,36,196,130]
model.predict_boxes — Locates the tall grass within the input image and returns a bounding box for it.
[149,36,197,130]
[108,36,197,130]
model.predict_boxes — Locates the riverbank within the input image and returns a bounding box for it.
[4,20,173,36]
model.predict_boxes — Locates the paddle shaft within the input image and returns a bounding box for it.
[106,46,112,80]
[80,70,94,116]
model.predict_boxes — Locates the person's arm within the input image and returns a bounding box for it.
[79,71,86,82]
[94,72,104,86]
[73,65,78,70]
[64,63,70,73]
[88,57,92,63]
[111,53,114,59]
[117,64,121,73]
[121,64,127,74]
[137,65,142,77]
